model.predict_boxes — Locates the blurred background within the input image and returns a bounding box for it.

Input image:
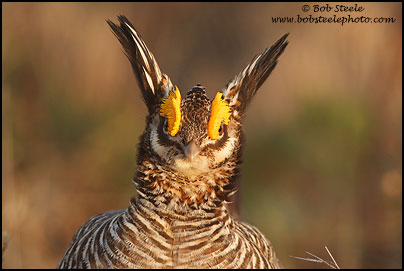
[2,2,402,269]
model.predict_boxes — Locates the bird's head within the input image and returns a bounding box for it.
[107,15,288,207]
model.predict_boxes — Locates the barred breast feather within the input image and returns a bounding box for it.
[58,198,280,268]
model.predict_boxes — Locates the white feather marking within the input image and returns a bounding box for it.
[240,65,249,80]
[150,127,169,157]
[152,56,162,82]
[143,67,155,93]
[214,137,236,164]
[248,56,260,74]
[223,82,234,97]
[125,23,150,70]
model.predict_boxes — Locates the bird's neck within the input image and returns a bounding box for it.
[129,196,231,225]
[133,156,239,212]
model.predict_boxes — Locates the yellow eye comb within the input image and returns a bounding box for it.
[208,92,231,140]
[160,86,181,136]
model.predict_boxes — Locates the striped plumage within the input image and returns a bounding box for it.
[58,15,288,269]
[58,200,279,268]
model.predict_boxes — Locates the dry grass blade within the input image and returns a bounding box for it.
[290,246,340,269]
[325,246,340,269]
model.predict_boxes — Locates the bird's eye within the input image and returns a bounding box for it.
[218,123,224,136]
[163,118,169,134]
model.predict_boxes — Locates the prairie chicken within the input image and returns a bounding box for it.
[58,15,288,269]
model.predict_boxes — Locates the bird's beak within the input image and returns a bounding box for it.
[184,140,200,162]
